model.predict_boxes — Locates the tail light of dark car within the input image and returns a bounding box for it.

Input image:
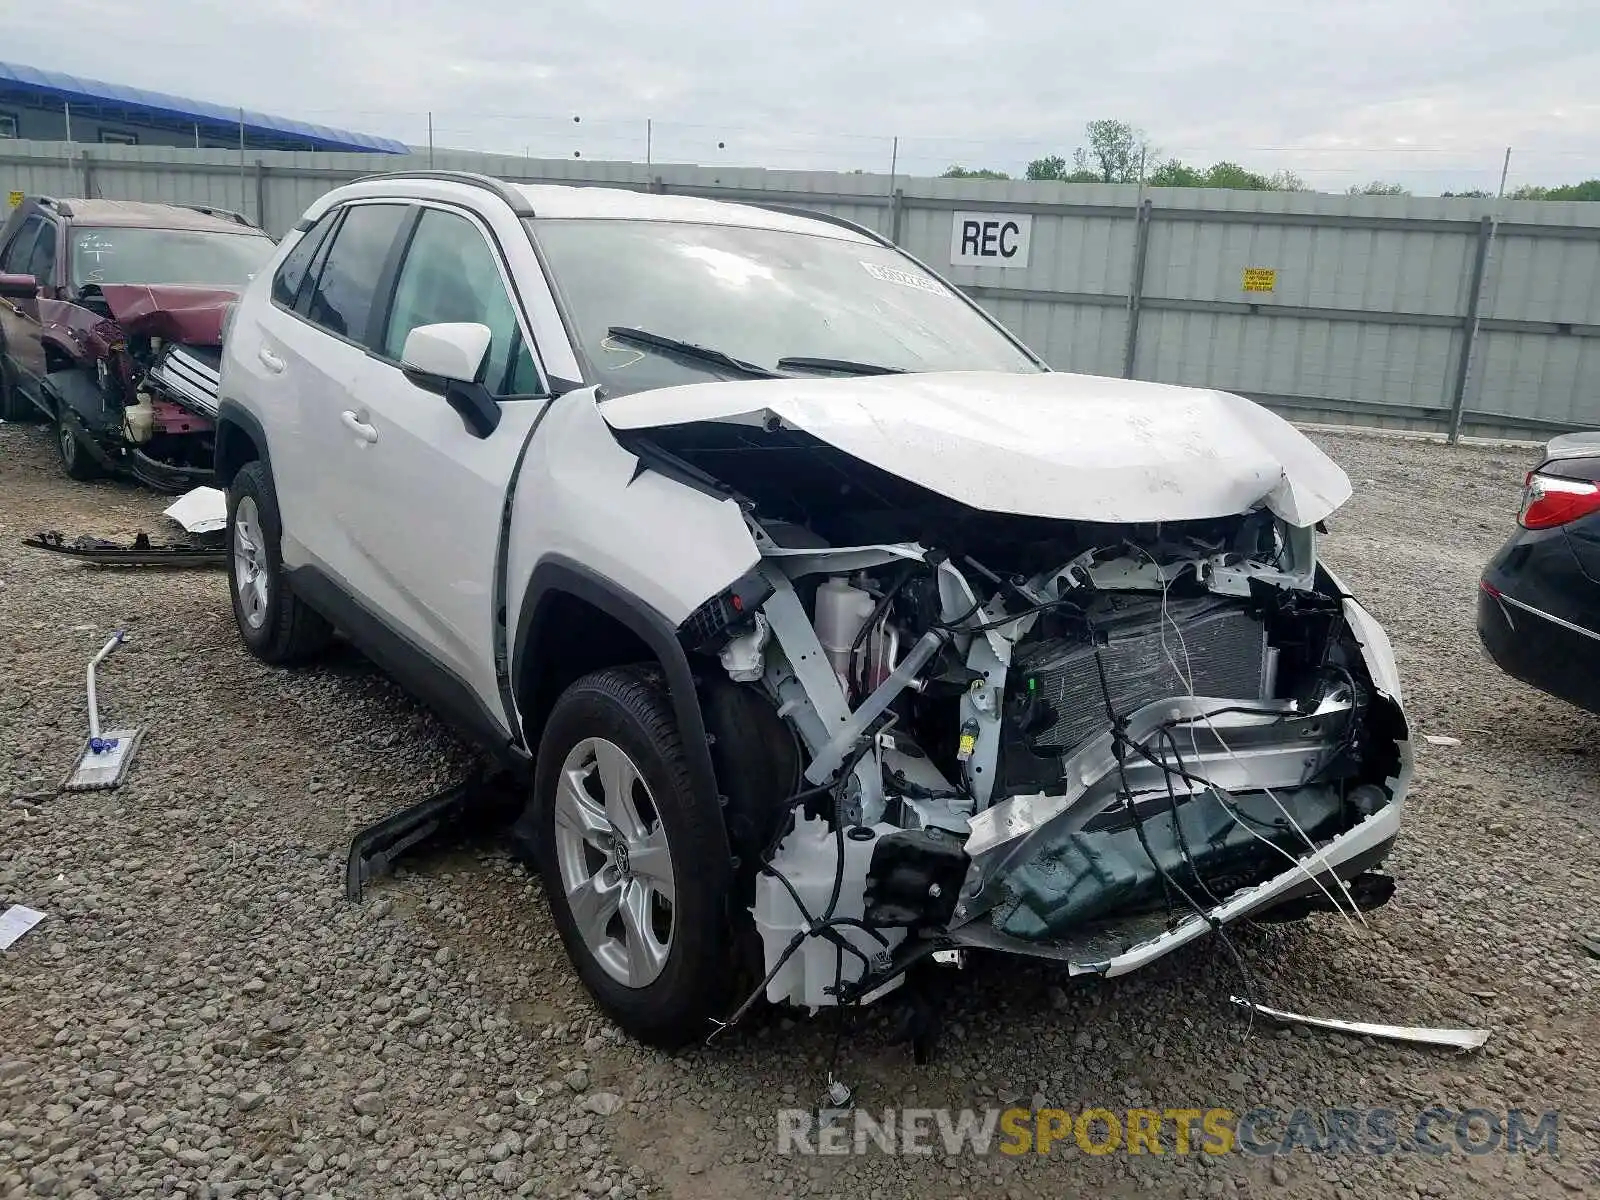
[1518,470,1600,529]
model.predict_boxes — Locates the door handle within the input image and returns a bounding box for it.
[258,347,285,374]
[340,410,378,443]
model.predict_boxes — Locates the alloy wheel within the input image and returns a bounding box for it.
[552,736,677,987]
[232,495,270,630]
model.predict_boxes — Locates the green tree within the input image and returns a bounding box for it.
[1348,181,1410,196]
[1443,188,1492,198]
[1146,159,1308,191]
[1148,159,1205,187]
[1539,180,1600,201]
[1201,161,1272,190]
[942,164,1010,180]
[1071,119,1154,183]
[1025,154,1067,180]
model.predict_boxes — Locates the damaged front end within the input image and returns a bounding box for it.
[53,284,233,491]
[617,376,1411,1014]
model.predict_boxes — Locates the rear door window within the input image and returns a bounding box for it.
[301,203,408,345]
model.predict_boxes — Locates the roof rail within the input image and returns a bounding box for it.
[34,196,75,218]
[182,204,256,228]
[347,170,536,218]
[750,203,892,247]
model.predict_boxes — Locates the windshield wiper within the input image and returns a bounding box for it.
[605,326,782,379]
[775,356,908,376]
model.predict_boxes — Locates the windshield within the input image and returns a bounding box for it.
[529,218,1041,395]
[71,226,277,288]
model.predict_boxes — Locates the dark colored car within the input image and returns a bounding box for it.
[1478,431,1600,714]
[0,196,276,490]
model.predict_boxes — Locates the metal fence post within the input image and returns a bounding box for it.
[1446,215,1495,444]
[1121,198,1153,378]
[253,160,266,230]
[78,148,93,197]
[889,188,905,245]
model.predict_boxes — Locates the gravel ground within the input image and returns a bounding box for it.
[2,419,1598,1200]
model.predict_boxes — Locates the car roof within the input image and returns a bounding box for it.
[39,198,266,234]
[511,183,875,242]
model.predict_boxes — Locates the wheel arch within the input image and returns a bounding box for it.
[214,398,270,489]
[513,557,731,865]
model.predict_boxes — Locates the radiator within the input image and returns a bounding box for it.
[1011,596,1273,756]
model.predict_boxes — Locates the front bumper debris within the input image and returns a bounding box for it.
[24,530,226,568]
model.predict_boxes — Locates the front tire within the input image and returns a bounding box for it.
[532,665,733,1048]
[55,405,103,480]
[227,461,333,664]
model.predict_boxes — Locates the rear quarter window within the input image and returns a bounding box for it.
[271,212,337,310]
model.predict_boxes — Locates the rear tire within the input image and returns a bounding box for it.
[227,460,334,664]
[531,665,734,1048]
[55,405,103,480]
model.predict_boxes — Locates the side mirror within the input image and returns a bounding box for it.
[401,322,501,439]
[0,272,38,300]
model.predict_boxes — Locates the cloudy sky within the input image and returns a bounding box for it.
[7,0,1599,192]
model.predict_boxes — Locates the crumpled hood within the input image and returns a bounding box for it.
[96,284,238,345]
[600,370,1352,526]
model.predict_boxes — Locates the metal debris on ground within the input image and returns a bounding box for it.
[815,1077,855,1129]
[1575,932,1600,960]
[0,905,47,951]
[1230,996,1490,1051]
[63,633,143,793]
[1424,734,1463,746]
[23,529,226,567]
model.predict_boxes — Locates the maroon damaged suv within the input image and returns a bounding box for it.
[0,197,276,490]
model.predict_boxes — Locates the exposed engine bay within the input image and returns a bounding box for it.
[52,284,231,491]
[640,422,1412,1015]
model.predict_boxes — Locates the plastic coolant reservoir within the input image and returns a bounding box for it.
[814,577,875,688]
[752,817,905,1010]
[122,393,155,444]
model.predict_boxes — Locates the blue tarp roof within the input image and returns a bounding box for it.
[0,61,409,154]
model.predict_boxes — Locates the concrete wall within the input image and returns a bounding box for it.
[4,139,1598,438]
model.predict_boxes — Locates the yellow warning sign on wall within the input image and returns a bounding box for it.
[7,191,22,209]
[1242,267,1277,293]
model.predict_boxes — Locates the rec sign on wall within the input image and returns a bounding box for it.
[949,212,1033,269]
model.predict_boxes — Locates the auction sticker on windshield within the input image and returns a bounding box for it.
[861,260,949,296]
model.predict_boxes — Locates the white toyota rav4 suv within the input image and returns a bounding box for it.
[217,170,1412,1048]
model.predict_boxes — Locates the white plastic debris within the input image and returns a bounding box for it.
[1230,996,1490,1051]
[0,905,46,950]
[163,486,227,534]
[1424,734,1462,746]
